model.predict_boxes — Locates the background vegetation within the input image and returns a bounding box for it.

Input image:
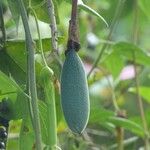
[0,0,150,149]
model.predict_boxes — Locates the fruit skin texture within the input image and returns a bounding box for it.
[61,49,90,134]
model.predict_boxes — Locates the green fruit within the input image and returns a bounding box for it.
[61,49,90,134]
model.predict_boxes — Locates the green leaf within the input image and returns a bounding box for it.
[35,37,64,52]
[6,37,64,53]
[6,120,21,149]
[19,99,55,147]
[14,92,29,119]
[113,42,150,66]
[103,42,150,79]
[5,37,64,80]
[5,37,64,77]
[0,71,17,96]
[103,50,124,79]
[5,40,27,72]
[108,117,145,137]
[110,136,139,149]
[5,39,43,78]
[7,0,20,27]
[30,0,60,24]
[89,106,116,132]
[90,107,114,123]
[0,71,28,120]
[0,50,26,85]
[139,0,150,20]
[129,86,150,103]
[39,100,48,144]
[64,0,108,26]
[19,118,35,150]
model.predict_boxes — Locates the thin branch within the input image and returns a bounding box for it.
[47,0,58,53]
[29,7,47,66]
[87,0,126,78]
[17,0,42,149]
[47,0,63,67]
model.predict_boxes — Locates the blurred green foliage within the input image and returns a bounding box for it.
[0,0,150,149]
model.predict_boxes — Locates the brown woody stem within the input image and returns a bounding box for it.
[67,0,80,52]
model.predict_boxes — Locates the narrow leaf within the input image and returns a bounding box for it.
[78,1,108,27]
[108,117,145,137]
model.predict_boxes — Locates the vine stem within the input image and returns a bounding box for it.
[132,0,149,149]
[29,5,58,149]
[28,7,47,66]
[0,3,6,45]
[29,1,58,148]
[17,0,42,149]
[87,0,126,78]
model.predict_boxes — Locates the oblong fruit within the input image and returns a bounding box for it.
[61,49,90,134]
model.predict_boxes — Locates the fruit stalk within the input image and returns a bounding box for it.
[67,0,80,52]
